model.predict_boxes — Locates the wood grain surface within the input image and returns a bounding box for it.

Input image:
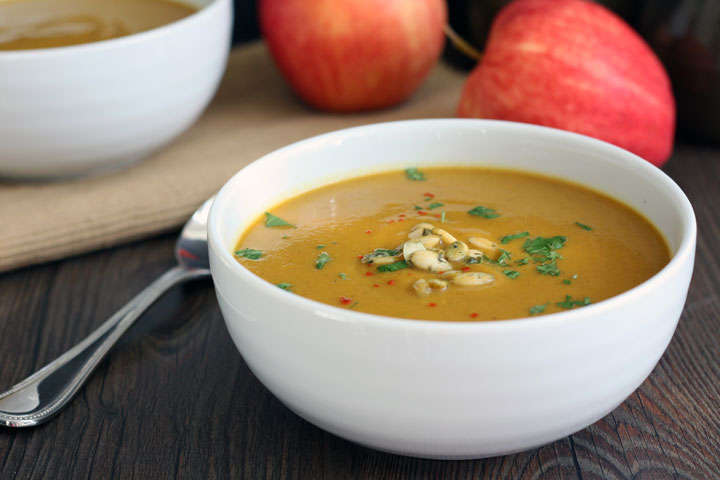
[0,141,718,479]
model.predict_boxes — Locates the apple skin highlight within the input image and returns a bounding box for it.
[457,0,675,167]
[260,0,447,112]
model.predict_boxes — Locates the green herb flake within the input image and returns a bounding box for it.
[503,270,520,279]
[427,202,444,210]
[468,205,501,219]
[405,167,426,181]
[350,302,359,308]
[282,235,290,239]
[501,231,529,244]
[497,249,512,266]
[339,273,347,280]
[264,212,296,228]
[276,283,292,290]
[377,261,409,272]
[537,261,561,276]
[234,248,262,260]
[556,295,591,309]
[529,303,549,315]
[361,248,401,264]
[515,257,530,266]
[414,205,423,210]
[440,211,446,223]
[316,244,326,249]
[523,236,566,270]
[575,221,593,231]
[563,279,572,285]
[316,252,332,270]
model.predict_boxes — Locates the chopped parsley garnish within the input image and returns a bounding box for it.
[316,244,325,249]
[468,205,500,219]
[440,211,446,223]
[361,248,401,263]
[234,248,262,260]
[282,235,290,239]
[563,279,572,285]
[476,250,511,267]
[537,261,560,276]
[316,252,332,269]
[414,205,423,210]
[575,221,592,231]
[529,303,549,315]
[556,295,591,309]
[377,261,409,272]
[276,283,292,290]
[427,202,444,210]
[503,270,520,279]
[497,249,512,266]
[523,236,567,258]
[405,167,426,181]
[523,236,566,275]
[515,257,530,266]
[501,231,529,244]
[339,273,348,280]
[264,212,296,228]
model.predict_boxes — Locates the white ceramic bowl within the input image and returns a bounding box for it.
[208,119,696,459]
[0,0,232,179]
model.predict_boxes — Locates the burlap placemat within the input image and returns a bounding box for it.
[0,42,465,273]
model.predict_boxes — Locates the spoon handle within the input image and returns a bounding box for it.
[0,265,210,428]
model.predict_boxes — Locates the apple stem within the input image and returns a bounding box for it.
[443,24,483,63]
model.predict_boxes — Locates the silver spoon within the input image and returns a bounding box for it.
[0,197,214,427]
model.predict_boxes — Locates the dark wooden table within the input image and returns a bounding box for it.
[1,140,718,479]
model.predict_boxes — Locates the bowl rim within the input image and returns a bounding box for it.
[208,118,697,332]
[0,0,230,58]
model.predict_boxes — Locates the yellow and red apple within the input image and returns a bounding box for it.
[260,0,447,112]
[457,0,675,167]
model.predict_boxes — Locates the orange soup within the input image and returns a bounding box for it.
[0,0,196,51]
[234,167,670,321]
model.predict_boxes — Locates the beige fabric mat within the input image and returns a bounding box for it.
[0,41,465,273]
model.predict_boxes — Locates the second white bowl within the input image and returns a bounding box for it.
[0,0,232,179]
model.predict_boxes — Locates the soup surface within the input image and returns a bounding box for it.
[234,168,670,321]
[0,0,196,50]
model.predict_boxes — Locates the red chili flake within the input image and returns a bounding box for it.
[417,211,428,216]
[365,229,373,234]
[398,218,405,222]
[433,214,442,219]
[388,220,395,224]
[398,214,406,218]
[428,303,437,307]
[423,192,435,198]
[339,296,353,305]
[387,280,395,286]
[470,312,479,318]
[372,284,380,288]
[462,267,471,272]
[357,255,364,259]
[365,272,374,276]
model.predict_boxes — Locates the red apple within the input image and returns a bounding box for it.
[457,0,675,167]
[260,0,447,112]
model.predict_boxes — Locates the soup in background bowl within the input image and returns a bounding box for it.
[208,119,696,459]
[0,0,232,179]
